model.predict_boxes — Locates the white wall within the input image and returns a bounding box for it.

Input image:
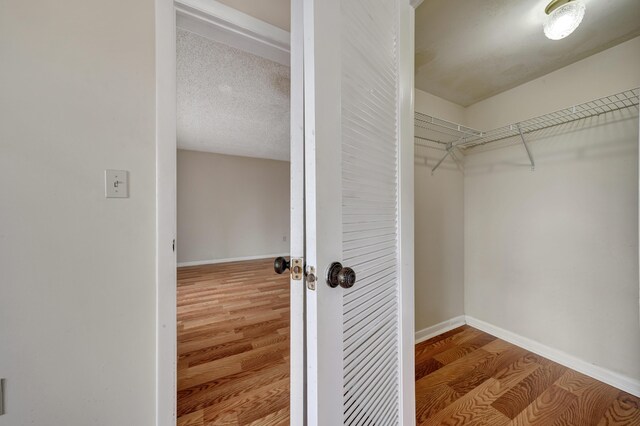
[414,89,466,331]
[177,150,289,264]
[463,37,640,381]
[0,0,156,425]
[464,110,640,380]
[415,88,465,123]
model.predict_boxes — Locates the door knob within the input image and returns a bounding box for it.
[338,267,356,289]
[274,256,290,274]
[326,262,357,288]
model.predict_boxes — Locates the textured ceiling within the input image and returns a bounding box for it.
[177,29,290,160]
[415,0,640,106]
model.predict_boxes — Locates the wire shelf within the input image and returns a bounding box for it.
[414,88,639,150]
[414,112,483,147]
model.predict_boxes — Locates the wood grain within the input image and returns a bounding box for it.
[179,262,640,425]
[415,325,640,425]
[491,358,567,419]
[598,392,640,425]
[177,259,289,425]
[553,370,622,426]
[510,384,577,425]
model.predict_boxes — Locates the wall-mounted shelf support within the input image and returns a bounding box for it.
[516,124,535,171]
[431,140,463,175]
[449,147,464,173]
[431,143,452,175]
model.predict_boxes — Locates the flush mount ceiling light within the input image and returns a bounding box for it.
[543,0,586,40]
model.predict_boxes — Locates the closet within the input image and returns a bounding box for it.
[414,81,640,395]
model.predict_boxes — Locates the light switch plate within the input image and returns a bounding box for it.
[105,170,128,198]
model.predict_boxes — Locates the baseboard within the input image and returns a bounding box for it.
[177,253,289,267]
[465,316,640,398]
[415,316,466,344]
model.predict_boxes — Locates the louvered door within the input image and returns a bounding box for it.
[301,0,409,424]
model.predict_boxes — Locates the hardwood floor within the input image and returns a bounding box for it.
[177,258,290,426]
[415,325,640,425]
[178,260,639,425]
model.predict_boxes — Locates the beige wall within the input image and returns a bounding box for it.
[415,88,466,124]
[177,150,290,264]
[0,0,156,424]
[464,111,640,380]
[414,90,466,331]
[463,37,640,380]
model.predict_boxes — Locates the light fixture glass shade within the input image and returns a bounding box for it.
[544,1,586,40]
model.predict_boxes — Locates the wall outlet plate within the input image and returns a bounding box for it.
[105,170,129,198]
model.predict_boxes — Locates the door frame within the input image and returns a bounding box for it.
[399,2,418,424]
[154,0,417,424]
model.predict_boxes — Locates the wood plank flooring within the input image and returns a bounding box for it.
[415,325,640,425]
[177,259,290,426]
[178,259,640,425]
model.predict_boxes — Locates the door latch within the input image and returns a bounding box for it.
[274,257,304,281]
[290,258,303,281]
[306,266,317,290]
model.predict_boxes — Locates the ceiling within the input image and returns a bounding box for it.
[177,0,639,160]
[215,0,290,31]
[415,0,640,106]
[177,28,290,160]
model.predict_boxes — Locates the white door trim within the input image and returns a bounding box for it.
[289,0,306,422]
[154,2,292,425]
[398,2,417,424]
[155,0,177,425]
[175,0,291,66]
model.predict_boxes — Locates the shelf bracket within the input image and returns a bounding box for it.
[516,124,535,171]
[449,147,464,173]
[431,142,453,175]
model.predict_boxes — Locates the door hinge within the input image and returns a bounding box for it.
[290,258,304,281]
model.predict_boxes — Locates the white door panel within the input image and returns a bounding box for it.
[341,0,400,420]
[301,0,409,424]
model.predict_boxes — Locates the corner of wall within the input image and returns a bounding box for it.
[414,88,467,125]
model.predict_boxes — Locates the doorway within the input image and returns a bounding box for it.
[155,1,416,424]
[173,4,293,424]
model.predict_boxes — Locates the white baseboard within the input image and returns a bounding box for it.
[177,253,289,267]
[415,315,466,344]
[465,316,640,398]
